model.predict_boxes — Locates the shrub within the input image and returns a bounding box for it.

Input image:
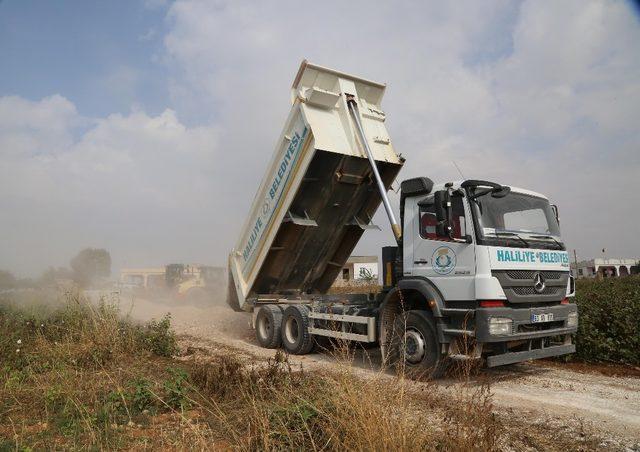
[141,314,177,358]
[573,276,640,365]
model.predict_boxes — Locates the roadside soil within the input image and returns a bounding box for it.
[119,294,640,449]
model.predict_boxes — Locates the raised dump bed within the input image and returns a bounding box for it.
[227,61,404,311]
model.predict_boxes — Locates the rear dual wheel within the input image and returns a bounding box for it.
[280,305,315,355]
[255,305,283,348]
[255,304,315,355]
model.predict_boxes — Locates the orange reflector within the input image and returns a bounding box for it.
[428,299,436,308]
[385,262,392,286]
[561,298,569,304]
[479,300,505,308]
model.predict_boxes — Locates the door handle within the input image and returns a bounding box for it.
[414,259,428,264]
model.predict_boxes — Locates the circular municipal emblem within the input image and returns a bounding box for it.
[432,246,456,275]
[533,272,546,293]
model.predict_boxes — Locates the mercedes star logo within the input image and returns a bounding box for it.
[533,272,546,293]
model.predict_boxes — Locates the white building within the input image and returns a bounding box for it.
[572,258,639,278]
[333,256,379,286]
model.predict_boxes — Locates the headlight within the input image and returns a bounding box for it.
[489,317,512,336]
[567,312,578,328]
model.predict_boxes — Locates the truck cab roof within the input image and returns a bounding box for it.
[404,179,550,201]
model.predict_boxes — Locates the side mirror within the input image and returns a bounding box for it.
[434,190,451,237]
[551,204,559,225]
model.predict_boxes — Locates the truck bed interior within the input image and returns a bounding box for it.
[250,150,401,296]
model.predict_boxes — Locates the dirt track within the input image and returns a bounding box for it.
[121,296,640,448]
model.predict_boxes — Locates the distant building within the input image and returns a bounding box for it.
[120,267,165,289]
[119,264,226,290]
[333,256,379,286]
[571,258,639,278]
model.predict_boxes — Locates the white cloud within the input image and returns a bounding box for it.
[1,0,639,276]
[0,95,79,158]
[0,96,223,275]
[160,0,640,260]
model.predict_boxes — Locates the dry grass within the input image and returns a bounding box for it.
[0,290,188,449]
[0,291,607,451]
[187,349,500,451]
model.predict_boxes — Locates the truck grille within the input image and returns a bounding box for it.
[506,270,563,280]
[492,270,569,304]
[512,286,564,296]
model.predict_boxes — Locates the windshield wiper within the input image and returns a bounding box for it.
[493,231,530,247]
[530,234,564,249]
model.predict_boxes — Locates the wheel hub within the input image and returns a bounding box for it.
[404,329,426,364]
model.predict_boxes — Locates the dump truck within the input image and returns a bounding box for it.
[227,60,577,376]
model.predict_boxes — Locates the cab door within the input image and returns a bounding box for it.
[410,192,476,301]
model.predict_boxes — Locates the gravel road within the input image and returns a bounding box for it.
[121,296,640,448]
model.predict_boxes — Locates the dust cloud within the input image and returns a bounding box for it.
[107,281,254,342]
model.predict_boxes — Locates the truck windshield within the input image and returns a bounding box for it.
[469,190,564,250]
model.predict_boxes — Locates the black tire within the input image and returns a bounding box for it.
[255,305,283,348]
[280,305,315,355]
[389,310,445,379]
[226,267,243,312]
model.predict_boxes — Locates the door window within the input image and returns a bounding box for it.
[419,195,466,241]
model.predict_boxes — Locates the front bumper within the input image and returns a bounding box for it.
[468,304,578,367]
[486,343,575,367]
[475,304,578,343]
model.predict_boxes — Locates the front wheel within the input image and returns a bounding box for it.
[389,310,445,379]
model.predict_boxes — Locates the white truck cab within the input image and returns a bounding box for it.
[393,178,576,367]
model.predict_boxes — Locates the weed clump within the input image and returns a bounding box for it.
[140,314,177,358]
[0,291,192,449]
[163,367,190,410]
[0,291,178,374]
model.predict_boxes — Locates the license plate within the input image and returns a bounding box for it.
[531,313,554,323]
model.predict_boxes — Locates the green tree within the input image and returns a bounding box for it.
[70,248,111,287]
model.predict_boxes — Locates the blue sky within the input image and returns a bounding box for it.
[0,1,169,118]
[1,0,639,276]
